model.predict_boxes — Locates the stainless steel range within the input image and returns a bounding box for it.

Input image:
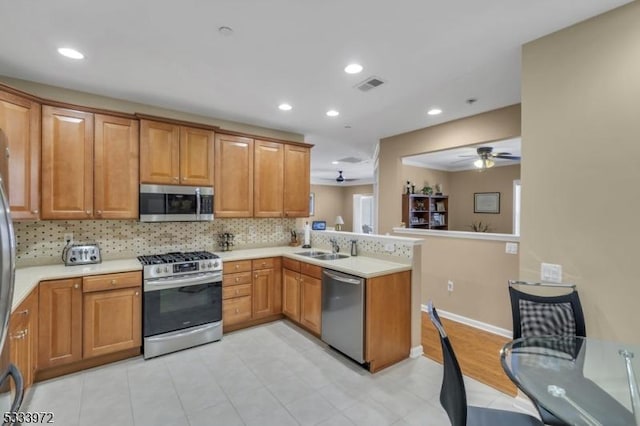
[138,251,222,359]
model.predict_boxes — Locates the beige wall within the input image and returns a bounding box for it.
[306,184,374,232]
[341,184,374,232]
[0,76,304,142]
[448,165,520,233]
[379,105,521,234]
[521,2,640,343]
[413,235,518,329]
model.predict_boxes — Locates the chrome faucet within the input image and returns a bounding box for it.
[329,238,340,253]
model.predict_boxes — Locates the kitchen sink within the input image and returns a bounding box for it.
[294,250,327,257]
[312,253,350,261]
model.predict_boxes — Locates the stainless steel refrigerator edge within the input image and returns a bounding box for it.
[0,130,25,420]
[321,269,365,364]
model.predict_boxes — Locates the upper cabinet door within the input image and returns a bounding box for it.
[0,90,40,220]
[139,119,180,184]
[41,106,94,220]
[214,134,254,217]
[283,144,310,217]
[94,114,139,219]
[254,140,284,217]
[180,126,214,186]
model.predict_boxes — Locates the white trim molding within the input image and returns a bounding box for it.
[410,345,424,358]
[421,304,513,339]
[394,228,519,243]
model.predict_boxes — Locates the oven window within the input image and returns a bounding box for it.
[140,193,166,214]
[144,283,221,336]
[167,194,196,215]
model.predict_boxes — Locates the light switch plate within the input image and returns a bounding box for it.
[505,242,518,254]
[541,263,562,283]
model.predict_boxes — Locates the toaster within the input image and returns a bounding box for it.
[62,242,102,266]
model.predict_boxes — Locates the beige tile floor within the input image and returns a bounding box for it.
[22,321,538,425]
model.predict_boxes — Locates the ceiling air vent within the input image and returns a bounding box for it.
[336,156,364,164]
[355,76,385,92]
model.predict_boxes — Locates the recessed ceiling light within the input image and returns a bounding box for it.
[218,26,234,36]
[57,47,84,59]
[326,110,340,117]
[278,103,292,111]
[344,63,363,74]
[427,108,442,116]
[331,161,339,165]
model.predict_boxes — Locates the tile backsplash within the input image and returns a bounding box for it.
[14,218,296,267]
[310,231,414,260]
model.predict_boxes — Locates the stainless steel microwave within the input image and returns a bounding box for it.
[139,184,214,222]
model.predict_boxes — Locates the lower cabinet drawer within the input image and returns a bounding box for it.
[223,284,251,300]
[223,295,252,326]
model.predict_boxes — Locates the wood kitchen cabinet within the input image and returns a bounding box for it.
[282,258,322,334]
[254,140,284,217]
[252,257,282,319]
[82,272,142,358]
[222,260,253,327]
[139,119,214,186]
[283,144,310,217]
[9,288,38,389]
[41,106,139,219]
[41,106,94,219]
[365,270,411,373]
[38,277,83,369]
[0,89,40,220]
[94,114,139,219]
[214,134,254,217]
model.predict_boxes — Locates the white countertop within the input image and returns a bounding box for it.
[13,259,142,311]
[13,247,411,311]
[218,246,412,279]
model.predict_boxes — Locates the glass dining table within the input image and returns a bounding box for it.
[501,336,640,426]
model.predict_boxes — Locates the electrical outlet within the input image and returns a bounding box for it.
[505,242,518,254]
[541,263,562,283]
[64,233,73,243]
[384,243,395,252]
[447,280,454,292]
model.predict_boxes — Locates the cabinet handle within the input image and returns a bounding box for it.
[97,210,103,215]
[234,289,239,295]
[235,277,239,283]
[111,279,117,285]
[31,210,38,214]
[183,177,187,180]
[135,291,140,296]
[255,274,258,279]
[74,284,79,289]
[173,176,179,181]
[235,264,240,269]
[10,331,25,340]
[235,308,239,314]
[261,262,266,267]
[16,309,29,316]
[86,210,91,216]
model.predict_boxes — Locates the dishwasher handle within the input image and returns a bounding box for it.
[323,269,362,285]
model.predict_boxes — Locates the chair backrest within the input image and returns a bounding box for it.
[427,301,467,426]
[508,281,586,340]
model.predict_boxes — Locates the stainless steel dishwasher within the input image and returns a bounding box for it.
[321,269,365,364]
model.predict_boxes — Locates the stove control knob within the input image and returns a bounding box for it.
[207,262,213,269]
[214,260,220,268]
[155,267,162,274]
[164,266,169,273]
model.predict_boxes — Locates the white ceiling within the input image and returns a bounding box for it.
[0,0,631,183]
[403,137,521,172]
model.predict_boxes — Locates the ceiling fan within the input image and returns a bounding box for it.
[460,146,521,169]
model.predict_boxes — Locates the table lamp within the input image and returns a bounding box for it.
[335,216,344,231]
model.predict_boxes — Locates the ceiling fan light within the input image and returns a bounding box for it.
[485,159,495,168]
[474,159,483,168]
[474,158,495,169]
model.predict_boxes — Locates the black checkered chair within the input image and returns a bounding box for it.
[508,280,584,426]
[427,301,543,426]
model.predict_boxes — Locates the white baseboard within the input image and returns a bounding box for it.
[409,345,424,358]
[421,304,512,339]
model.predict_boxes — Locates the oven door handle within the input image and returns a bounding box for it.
[196,187,201,219]
[144,273,221,291]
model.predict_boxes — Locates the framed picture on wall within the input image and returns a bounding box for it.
[309,192,315,216]
[474,192,500,213]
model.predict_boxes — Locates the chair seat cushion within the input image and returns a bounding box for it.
[467,406,543,426]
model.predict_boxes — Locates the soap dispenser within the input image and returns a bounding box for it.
[350,239,358,256]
